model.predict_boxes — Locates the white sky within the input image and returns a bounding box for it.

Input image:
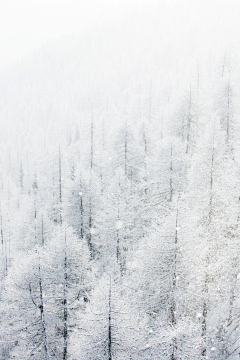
[0,0,159,71]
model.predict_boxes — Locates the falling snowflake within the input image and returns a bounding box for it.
[115,220,123,229]
[90,228,96,234]
[79,192,82,196]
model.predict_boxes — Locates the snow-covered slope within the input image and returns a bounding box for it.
[1,1,240,359]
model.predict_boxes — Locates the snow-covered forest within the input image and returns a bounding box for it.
[1,0,240,359]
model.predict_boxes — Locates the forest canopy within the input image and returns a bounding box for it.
[1,1,240,359]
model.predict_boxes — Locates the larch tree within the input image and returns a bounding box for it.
[0,225,91,360]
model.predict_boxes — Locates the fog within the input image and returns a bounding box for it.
[0,0,159,70]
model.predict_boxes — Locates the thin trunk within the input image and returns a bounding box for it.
[171,201,179,360]
[116,203,120,264]
[202,138,215,357]
[90,114,93,170]
[63,231,68,360]
[169,147,173,202]
[88,116,94,258]
[59,146,62,225]
[38,256,51,360]
[202,273,209,358]
[79,177,84,239]
[42,215,44,246]
[5,212,10,274]
[108,277,112,360]
[80,193,83,239]
[209,138,215,222]
[53,175,57,222]
[34,204,37,243]
[88,197,93,258]
[143,125,148,195]
[227,287,235,327]
[117,175,124,273]
[100,120,105,195]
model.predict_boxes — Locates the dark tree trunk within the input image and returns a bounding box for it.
[63,231,68,360]
[170,202,179,360]
[169,146,173,202]
[108,277,112,360]
[59,146,62,225]
[88,115,94,259]
[37,256,50,359]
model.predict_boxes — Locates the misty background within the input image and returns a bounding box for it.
[1,0,240,359]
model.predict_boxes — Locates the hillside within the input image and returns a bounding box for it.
[1,1,240,359]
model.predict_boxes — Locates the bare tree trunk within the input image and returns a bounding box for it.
[36,254,51,360]
[201,274,209,358]
[208,137,215,223]
[169,147,173,202]
[108,277,112,360]
[80,191,83,239]
[202,136,215,357]
[143,124,148,195]
[88,115,94,259]
[63,231,68,360]
[116,202,120,264]
[42,215,44,246]
[226,271,238,337]
[59,146,62,225]
[170,201,179,360]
